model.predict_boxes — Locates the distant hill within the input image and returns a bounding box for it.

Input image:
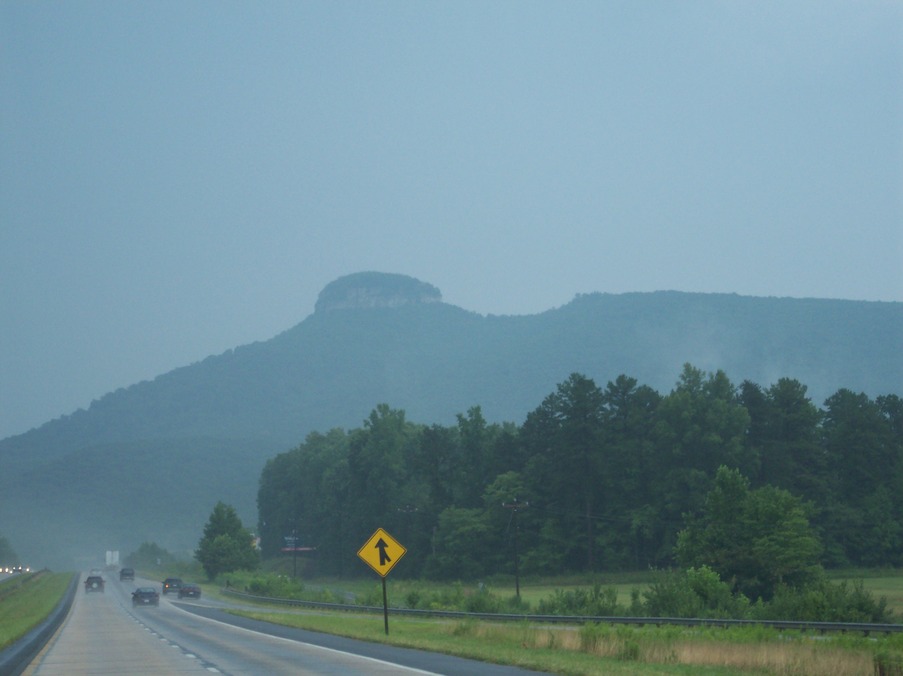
[1,272,900,569]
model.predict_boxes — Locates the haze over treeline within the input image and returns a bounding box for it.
[5,3,900,446]
[0,273,899,570]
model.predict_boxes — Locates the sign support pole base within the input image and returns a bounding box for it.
[382,577,389,635]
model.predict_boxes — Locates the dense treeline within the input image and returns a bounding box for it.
[257,364,903,583]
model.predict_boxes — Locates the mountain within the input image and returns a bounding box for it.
[2,272,901,569]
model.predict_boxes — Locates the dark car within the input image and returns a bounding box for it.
[119,567,135,581]
[84,575,105,593]
[132,587,160,607]
[177,583,201,599]
[161,577,182,595]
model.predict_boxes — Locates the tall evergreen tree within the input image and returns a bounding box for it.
[741,378,824,499]
[651,365,752,562]
[523,373,605,571]
[600,375,661,568]
[822,389,901,565]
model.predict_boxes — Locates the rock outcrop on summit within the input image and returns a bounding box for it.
[314,272,442,312]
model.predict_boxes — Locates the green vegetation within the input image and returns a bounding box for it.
[124,541,180,570]
[123,541,221,585]
[216,565,896,625]
[179,569,903,673]
[0,572,73,651]
[195,502,259,579]
[221,600,903,676]
[4,290,900,571]
[858,576,903,617]
[676,467,822,601]
[258,368,903,603]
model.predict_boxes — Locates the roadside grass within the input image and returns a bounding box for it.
[0,572,73,651]
[209,567,903,674]
[225,605,897,675]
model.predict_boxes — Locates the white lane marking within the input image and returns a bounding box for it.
[170,603,443,675]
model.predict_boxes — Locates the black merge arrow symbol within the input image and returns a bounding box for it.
[375,538,392,566]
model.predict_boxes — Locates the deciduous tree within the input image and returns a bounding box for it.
[196,502,258,579]
[676,466,821,600]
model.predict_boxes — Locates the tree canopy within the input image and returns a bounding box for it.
[256,365,903,589]
[196,501,259,579]
[675,466,822,600]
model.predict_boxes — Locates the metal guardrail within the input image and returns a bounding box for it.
[221,587,903,636]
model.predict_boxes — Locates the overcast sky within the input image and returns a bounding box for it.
[2,1,901,440]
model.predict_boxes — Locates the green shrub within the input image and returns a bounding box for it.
[756,578,895,623]
[220,570,313,600]
[502,593,531,614]
[405,589,422,608]
[359,584,385,607]
[463,585,501,613]
[424,581,467,610]
[643,566,750,619]
[617,637,640,661]
[537,582,625,616]
[578,622,608,652]
[874,648,903,676]
[451,619,477,637]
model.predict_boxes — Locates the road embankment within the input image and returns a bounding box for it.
[0,573,78,676]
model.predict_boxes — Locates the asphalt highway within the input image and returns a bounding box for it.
[21,573,550,675]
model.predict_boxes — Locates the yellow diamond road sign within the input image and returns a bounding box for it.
[357,528,406,577]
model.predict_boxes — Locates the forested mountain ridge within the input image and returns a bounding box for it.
[1,272,900,569]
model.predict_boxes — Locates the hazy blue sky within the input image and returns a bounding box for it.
[2,1,901,439]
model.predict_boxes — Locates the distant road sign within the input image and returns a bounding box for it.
[357,528,406,577]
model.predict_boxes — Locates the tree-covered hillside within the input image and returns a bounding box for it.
[0,274,900,568]
[4,288,899,460]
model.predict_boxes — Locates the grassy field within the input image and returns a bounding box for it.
[489,570,903,617]
[0,572,73,651]
[826,569,903,617]
[252,568,903,617]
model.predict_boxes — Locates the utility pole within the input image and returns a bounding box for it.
[502,497,528,598]
[292,529,298,579]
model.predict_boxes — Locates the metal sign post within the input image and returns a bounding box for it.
[357,528,406,635]
[284,533,298,577]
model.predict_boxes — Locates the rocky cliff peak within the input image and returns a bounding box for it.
[314,272,442,312]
